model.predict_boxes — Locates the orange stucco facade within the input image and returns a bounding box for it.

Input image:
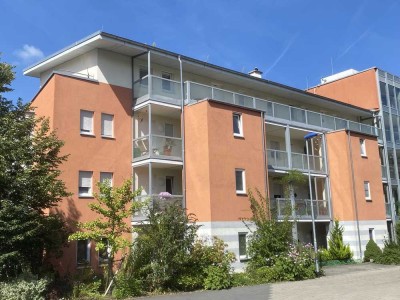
[307,69,379,110]
[32,74,133,274]
[184,101,266,222]
[326,130,385,221]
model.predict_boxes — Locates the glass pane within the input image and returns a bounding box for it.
[239,234,247,256]
[274,103,290,120]
[291,107,306,123]
[214,89,234,104]
[233,115,240,134]
[388,85,396,110]
[235,170,243,191]
[307,111,321,127]
[321,115,335,129]
[380,82,388,107]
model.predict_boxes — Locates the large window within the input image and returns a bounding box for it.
[233,113,243,137]
[79,171,93,197]
[100,172,113,187]
[101,113,114,138]
[364,181,371,200]
[235,169,246,194]
[77,239,90,265]
[80,110,94,135]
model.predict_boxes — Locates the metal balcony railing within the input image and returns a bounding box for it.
[133,134,182,161]
[271,198,330,220]
[267,149,325,173]
[132,194,184,220]
[185,81,377,136]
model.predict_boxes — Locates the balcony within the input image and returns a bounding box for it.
[267,149,325,173]
[185,81,377,136]
[133,135,182,162]
[271,198,330,220]
[134,75,182,107]
[132,194,184,220]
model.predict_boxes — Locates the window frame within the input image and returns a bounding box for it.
[76,239,90,266]
[233,113,243,137]
[161,71,173,91]
[100,172,113,187]
[235,169,246,194]
[80,110,94,136]
[238,232,249,261]
[364,181,371,200]
[360,138,367,157]
[368,228,375,241]
[79,171,93,197]
[101,113,114,138]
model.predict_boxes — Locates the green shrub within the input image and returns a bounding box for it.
[112,272,143,299]
[364,239,382,262]
[318,248,332,262]
[326,220,353,260]
[231,272,256,287]
[0,274,49,300]
[203,265,232,290]
[71,268,103,299]
[378,242,400,265]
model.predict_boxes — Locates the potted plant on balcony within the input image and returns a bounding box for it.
[163,138,175,156]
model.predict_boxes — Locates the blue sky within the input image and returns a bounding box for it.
[2,0,400,102]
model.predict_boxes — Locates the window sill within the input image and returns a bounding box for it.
[361,154,368,158]
[80,133,95,137]
[239,256,249,262]
[79,195,94,199]
[76,264,91,269]
[236,191,247,196]
[101,136,115,140]
[365,198,372,202]
[234,134,244,139]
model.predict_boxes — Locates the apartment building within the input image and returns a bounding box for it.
[24,32,386,273]
[308,68,399,241]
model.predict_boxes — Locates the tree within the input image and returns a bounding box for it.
[0,58,69,278]
[68,179,141,288]
[326,219,352,260]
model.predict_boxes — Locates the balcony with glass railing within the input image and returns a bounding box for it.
[132,194,184,220]
[134,75,182,107]
[267,149,325,173]
[271,198,330,220]
[185,81,377,136]
[133,135,182,162]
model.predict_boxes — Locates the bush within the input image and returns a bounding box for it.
[71,268,103,299]
[377,242,400,265]
[326,220,353,261]
[0,273,49,300]
[203,265,232,290]
[364,239,382,262]
[231,272,256,287]
[318,248,332,262]
[112,272,143,299]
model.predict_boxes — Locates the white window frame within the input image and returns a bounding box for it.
[101,113,114,138]
[360,139,367,157]
[235,169,246,194]
[233,113,243,137]
[80,110,94,135]
[238,232,248,261]
[364,181,371,200]
[76,239,90,266]
[100,172,113,187]
[79,171,93,197]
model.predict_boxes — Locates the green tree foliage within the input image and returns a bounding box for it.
[0,58,69,278]
[244,189,293,270]
[68,179,140,287]
[278,169,307,199]
[326,220,352,260]
[364,239,382,262]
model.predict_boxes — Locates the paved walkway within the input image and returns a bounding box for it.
[133,263,400,300]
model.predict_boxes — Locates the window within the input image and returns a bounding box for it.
[165,123,174,137]
[364,181,371,200]
[77,239,90,265]
[101,113,114,138]
[360,139,367,157]
[80,110,94,135]
[233,113,243,137]
[79,171,93,197]
[166,176,174,194]
[238,233,248,260]
[100,172,113,187]
[139,67,148,86]
[98,238,109,265]
[235,169,246,194]
[162,72,172,91]
[369,228,375,241]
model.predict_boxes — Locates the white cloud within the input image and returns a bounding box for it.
[14,44,44,62]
